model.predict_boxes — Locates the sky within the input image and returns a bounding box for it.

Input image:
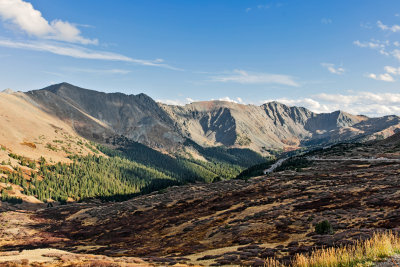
[0,0,400,117]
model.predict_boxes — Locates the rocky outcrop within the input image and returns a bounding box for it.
[25,83,400,154]
[162,100,399,153]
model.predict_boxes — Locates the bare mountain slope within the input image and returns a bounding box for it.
[0,90,95,163]
[161,100,396,153]
[27,83,184,150]
[23,83,400,155]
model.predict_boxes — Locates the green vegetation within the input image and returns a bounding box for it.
[8,153,36,169]
[236,134,252,146]
[1,139,265,203]
[85,142,99,154]
[275,157,311,172]
[235,160,274,180]
[1,189,22,204]
[45,143,58,151]
[315,220,334,235]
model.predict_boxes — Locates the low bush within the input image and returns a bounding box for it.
[315,220,334,235]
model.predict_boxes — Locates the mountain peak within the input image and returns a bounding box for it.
[2,88,14,94]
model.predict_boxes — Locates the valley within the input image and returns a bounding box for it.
[1,1,399,266]
[0,83,399,266]
[0,133,400,266]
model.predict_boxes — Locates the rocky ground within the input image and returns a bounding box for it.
[1,140,400,266]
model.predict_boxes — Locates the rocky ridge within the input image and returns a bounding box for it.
[23,83,400,155]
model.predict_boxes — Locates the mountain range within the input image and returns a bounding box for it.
[1,83,400,266]
[22,82,400,156]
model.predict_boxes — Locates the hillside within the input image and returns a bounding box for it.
[162,100,400,153]
[1,132,399,266]
[27,83,183,151]
[0,87,266,206]
[24,83,400,156]
[0,83,399,265]
[0,90,99,164]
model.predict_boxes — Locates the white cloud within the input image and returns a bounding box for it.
[321,63,345,75]
[263,92,400,117]
[264,97,331,113]
[210,69,299,87]
[353,39,390,56]
[0,0,181,70]
[64,67,131,75]
[366,65,400,82]
[0,39,180,69]
[157,96,245,106]
[392,49,400,61]
[353,40,388,50]
[218,96,245,103]
[360,22,373,29]
[0,0,97,45]
[377,20,400,32]
[367,73,395,82]
[384,65,400,75]
[156,98,195,106]
[160,92,400,117]
[257,4,270,9]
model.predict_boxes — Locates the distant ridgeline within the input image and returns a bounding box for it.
[1,140,266,203]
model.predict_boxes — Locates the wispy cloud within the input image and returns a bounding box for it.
[321,63,344,75]
[157,97,196,106]
[210,69,299,87]
[245,2,283,12]
[0,39,181,69]
[360,22,373,29]
[353,40,387,49]
[384,65,400,75]
[367,73,394,82]
[321,18,332,24]
[0,0,181,70]
[352,38,400,62]
[157,96,245,106]
[42,71,64,77]
[64,67,131,75]
[257,4,270,9]
[377,20,400,32]
[0,0,97,45]
[366,65,400,82]
[160,92,400,116]
[353,39,389,55]
[216,96,244,103]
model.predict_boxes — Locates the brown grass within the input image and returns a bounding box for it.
[263,232,400,267]
[20,141,37,149]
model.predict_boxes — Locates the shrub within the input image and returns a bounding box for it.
[315,220,334,235]
[1,190,23,204]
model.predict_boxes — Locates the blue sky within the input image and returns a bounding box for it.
[0,0,400,116]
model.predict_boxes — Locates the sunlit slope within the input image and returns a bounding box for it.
[0,90,95,163]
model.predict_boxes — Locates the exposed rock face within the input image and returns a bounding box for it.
[27,83,184,150]
[25,83,400,154]
[162,100,399,153]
